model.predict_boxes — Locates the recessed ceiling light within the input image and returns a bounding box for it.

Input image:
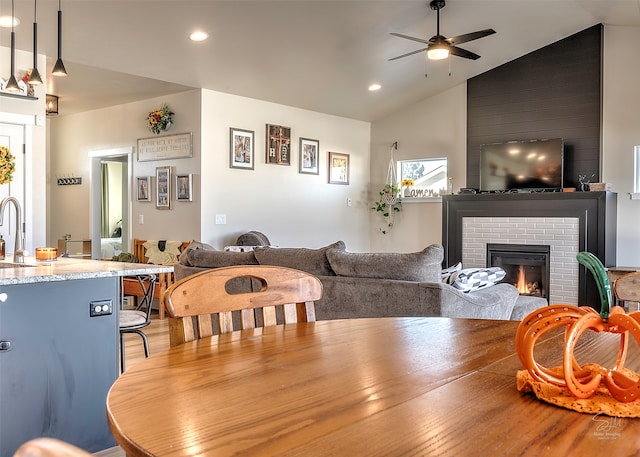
[0,16,19,28]
[190,31,208,42]
[368,83,382,92]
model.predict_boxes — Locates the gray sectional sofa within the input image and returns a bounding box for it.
[174,241,546,321]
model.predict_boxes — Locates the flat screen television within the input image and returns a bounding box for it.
[479,138,564,191]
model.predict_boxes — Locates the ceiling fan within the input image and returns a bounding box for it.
[389,0,496,62]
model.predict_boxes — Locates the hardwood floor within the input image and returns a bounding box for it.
[96,312,170,457]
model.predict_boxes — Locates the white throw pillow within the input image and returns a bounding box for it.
[441,262,462,282]
[447,267,506,293]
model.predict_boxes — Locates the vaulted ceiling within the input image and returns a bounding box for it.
[4,0,640,121]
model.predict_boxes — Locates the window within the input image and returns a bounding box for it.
[397,158,448,198]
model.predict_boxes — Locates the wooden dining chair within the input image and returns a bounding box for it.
[12,438,92,457]
[613,271,640,310]
[163,265,323,347]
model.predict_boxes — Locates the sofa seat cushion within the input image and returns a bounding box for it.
[253,241,345,276]
[180,241,258,268]
[326,244,443,282]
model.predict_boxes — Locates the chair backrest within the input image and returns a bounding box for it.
[163,265,323,347]
[613,271,640,303]
[12,438,92,457]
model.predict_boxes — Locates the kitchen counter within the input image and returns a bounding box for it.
[0,257,173,285]
[0,257,174,457]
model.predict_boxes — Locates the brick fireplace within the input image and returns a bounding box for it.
[442,192,617,311]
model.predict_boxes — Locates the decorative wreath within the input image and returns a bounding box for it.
[0,146,16,184]
[146,103,174,135]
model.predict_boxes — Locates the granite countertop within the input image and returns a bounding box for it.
[0,257,174,285]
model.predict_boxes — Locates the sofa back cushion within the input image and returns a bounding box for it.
[180,241,258,268]
[326,244,443,282]
[253,241,346,276]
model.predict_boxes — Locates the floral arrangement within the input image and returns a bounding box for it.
[401,178,415,187]
[146,103,174,135]
[0,146,16,184]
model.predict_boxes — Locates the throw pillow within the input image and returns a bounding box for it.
[446,267,506,293]
[183,246,258,268]
[253,241,346,276]
[326,244,444,282]
[441,262,462,282]
[143,240,183,265]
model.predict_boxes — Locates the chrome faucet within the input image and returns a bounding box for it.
[0,197,25,263]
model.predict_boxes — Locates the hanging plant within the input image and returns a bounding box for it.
[146,103,174,135]
[0,146,16,184]
[372,183,402,234]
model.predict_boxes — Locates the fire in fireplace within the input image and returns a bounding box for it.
[486,244,550,299]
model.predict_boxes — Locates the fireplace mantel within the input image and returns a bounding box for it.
[442,191,617,310]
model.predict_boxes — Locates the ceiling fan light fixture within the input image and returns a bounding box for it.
[427,47,449,60]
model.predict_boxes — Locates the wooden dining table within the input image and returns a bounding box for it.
[106,317,640,456]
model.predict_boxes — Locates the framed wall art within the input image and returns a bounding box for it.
[299,137,319,175]
[176,174,193,201]
[230,128,254,169]
[155,166,171,209]
[137,132,193,162]
[136,176,151,202]
[328,152,350,185]
[265,124,291,165]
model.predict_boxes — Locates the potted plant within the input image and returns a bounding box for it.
[372,183,402,234]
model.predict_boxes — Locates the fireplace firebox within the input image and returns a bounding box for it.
[487,244,550,300]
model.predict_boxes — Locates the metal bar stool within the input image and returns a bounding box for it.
[119,274,156,372]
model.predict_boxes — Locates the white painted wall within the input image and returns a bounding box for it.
[200,89,371,251]
[602,25,640,266]
[369,84,467,253]
[48,90,202,246]
[49,89,371,252]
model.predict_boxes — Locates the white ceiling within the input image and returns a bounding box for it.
[4,0,640,121]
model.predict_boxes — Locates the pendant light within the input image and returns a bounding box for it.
[29,0,43,85]
[51,0,67,77]
[5,0,20,92]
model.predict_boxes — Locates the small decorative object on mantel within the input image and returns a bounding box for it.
[578,173,594,192]
[0,146,16,184]
[515,252,640,417]
[588,182,612,192]
[146,103,174,135]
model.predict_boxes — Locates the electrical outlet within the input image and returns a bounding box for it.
[215,214,227,224]
[90,300,113,317]
[347,198,352,207]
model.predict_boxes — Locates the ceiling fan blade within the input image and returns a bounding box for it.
[449,45,481,60]
[390,32,431,45]
[447,29,496,45]
[388,48,428,61]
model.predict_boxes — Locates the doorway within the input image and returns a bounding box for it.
[89,147,132,259]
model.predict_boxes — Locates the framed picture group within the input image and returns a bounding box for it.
[136,168,193,208]
[228,125,350,185]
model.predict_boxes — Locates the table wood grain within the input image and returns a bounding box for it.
[106,317,640,456]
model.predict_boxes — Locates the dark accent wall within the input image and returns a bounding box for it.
[466,24,602,190]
